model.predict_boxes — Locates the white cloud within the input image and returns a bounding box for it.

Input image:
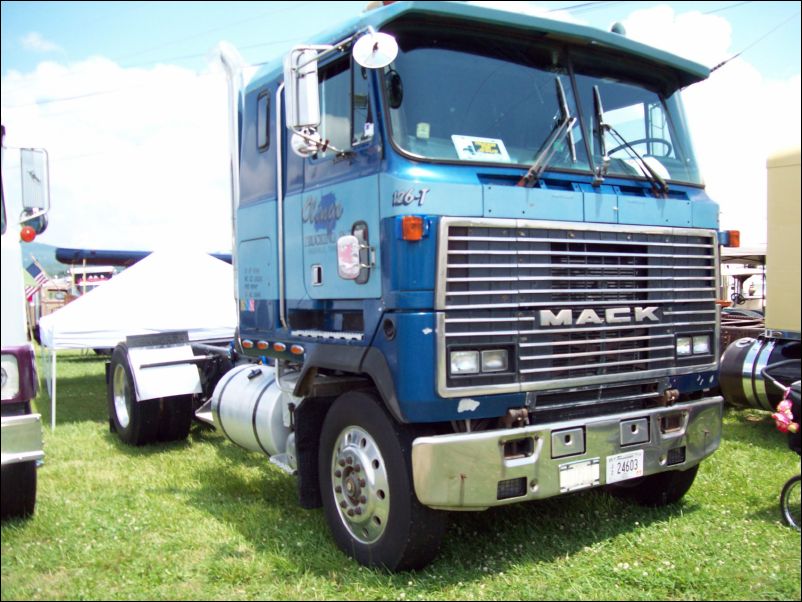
[20,32,63,54]
[622,5,801,247]
[2,57,232,252]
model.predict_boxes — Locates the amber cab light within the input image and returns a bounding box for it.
[401,215,425,241]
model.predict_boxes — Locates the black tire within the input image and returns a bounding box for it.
[606,464,699,507]
[108,344,160,446]
[318,390,446,571]
[157,395,193,442]
[1,461,37,521]
[780,474,801,531]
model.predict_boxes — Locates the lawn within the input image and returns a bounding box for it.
[2,349,800,600]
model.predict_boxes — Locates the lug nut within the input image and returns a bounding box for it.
[359,478,366,487]
[354,508,362,515]
[359,495,367,504]
[334,470,342,478]
[338,459,346,467]
[347,509,354,517]
[346,457,353,465]
[354,464,361,473]
[335,485,342,493]
[340,500,347,508]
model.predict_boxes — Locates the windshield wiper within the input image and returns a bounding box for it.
[517,77,576,188]
[592,85,669,198]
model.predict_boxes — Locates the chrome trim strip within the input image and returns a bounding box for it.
[445,297,716,311]
[740,339,764,408]
[276,83,288,330]
[518,342,676,356]
[445,286,716,296]
[519,334,673,348]
[519,355,675,374]
[449,262,715,271]
[292,329,365,341]
[448,235,714,249]
[754,339,777,411]
[517,321,717,335]
[446,275,716,283]
[447,249,713,260]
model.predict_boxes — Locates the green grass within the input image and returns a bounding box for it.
[2,349,800,600]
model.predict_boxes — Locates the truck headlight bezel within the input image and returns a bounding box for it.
[1,353,21,401]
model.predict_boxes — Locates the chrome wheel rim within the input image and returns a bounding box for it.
[113,363,131,429]
[330,426,390,544]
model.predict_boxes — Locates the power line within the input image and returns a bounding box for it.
[711,10,800,72]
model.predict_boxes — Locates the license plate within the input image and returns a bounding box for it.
[606,449,644,484]
[559,458,600,492]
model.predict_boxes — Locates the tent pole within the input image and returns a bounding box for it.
[51,349,56,431]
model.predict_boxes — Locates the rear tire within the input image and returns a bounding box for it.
[157,395,193,442]
[318,390,446,571]
[108,344,160,446]
[0,461,37,520]
[606,464,699,507]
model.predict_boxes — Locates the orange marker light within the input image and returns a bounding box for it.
[401,215,424,241]
[728,230,740,248]
[241,340,254,349]
[273,342,287,352]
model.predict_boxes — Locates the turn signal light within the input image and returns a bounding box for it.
[401,215,424,241]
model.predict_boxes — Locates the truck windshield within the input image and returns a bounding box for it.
[384,25,703,186]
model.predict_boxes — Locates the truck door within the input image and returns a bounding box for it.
[291,56,382,303]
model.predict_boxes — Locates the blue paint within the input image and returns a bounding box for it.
[233,1,722,426]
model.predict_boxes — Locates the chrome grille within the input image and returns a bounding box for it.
[436,218,719,397]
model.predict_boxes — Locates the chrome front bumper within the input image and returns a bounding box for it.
[411,396,722,510]
[1,413,44,466]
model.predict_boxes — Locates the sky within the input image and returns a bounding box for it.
[1,0,800,252]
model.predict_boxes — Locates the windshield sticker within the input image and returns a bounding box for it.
[452,135,510,163]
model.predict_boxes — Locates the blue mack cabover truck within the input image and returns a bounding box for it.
[107,1,724,570]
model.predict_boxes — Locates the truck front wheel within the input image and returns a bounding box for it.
[606,464,699,507]
[318,390,446,571]
[1,461,37,520]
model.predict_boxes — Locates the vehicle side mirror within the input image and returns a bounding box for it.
[283,48,321,131]
[283,30,397,158]
[19,148,50,235]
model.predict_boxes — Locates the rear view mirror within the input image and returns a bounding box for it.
[283,48,321,130]
[19,148,50,235]
[283,29,398,158]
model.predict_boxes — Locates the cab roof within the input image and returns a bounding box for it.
[247,0,710,93]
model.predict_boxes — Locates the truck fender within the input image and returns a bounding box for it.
[292,344,405,423]
[120,333,202,402]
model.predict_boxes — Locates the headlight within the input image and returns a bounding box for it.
[450,350,479,375]
[481,349,508,372]
[676,336,692,356]
[1,354,20,400]
[693,335,711,355]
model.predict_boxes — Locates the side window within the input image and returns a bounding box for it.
[317,58,373,157]
[352,64,373,146]
[319,59,352,155]
[257,90,270,151]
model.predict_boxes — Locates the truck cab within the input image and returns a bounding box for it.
[225,1,723,569]
[1,125,51,520]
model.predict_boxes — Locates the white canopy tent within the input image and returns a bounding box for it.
[39,249,236,429]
